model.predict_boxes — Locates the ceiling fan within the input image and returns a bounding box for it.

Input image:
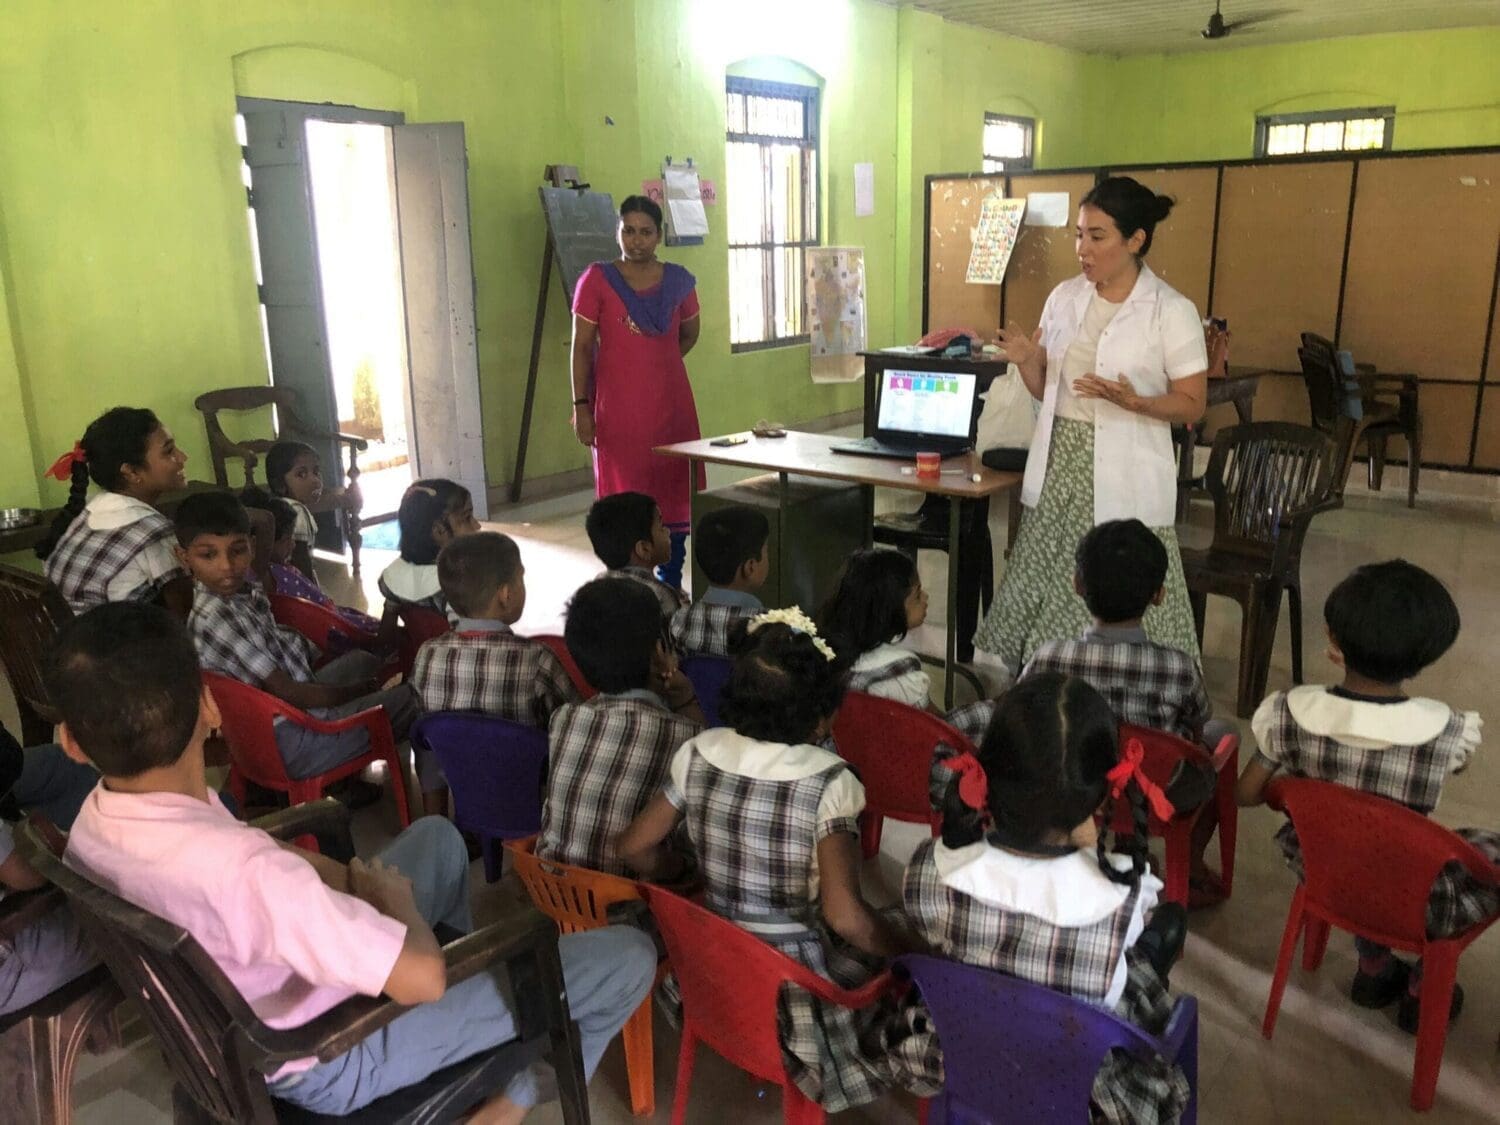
[1201,2,1287,40]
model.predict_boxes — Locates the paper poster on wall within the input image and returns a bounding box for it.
[1023,191,1070,227]
[806,247,866,383]
[966,194,1027,285]
[642,179,716,206]
[663,164,708,238]
[854,162,875,217]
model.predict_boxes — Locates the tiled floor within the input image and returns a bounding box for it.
[28,467,1500,1123]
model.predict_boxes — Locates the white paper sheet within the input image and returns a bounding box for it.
[664,165,708,237]
[806,247,866,383]
[1024,191,1070,227]
[854,162,875,217]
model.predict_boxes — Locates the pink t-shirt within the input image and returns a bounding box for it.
[66,786,406,1075]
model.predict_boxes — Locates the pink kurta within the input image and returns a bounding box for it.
[573,263,704,526]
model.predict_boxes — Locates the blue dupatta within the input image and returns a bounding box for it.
[601,261,696,337]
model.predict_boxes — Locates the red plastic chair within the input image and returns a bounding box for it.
[639,885,893,1125]
[531,633,598,701]
[831,692,971,858]
[1111,723,1240,907]
[397,604,451,678]
[1261,777,1500,1111]
[202,671,412,837]
[268,592,395,673]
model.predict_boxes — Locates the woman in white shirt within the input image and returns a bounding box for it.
[974,177,1208,673]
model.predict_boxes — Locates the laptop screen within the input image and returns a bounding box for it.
[876,369,978,440]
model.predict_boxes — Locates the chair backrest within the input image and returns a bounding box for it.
[1296,345,1347,432]
[399,604,452,676]
[680,655,732,727]
[202,671,300,787]
[19,819,283,1123]
[194,386,310,489]
[0,564,74,746]
[410,712,548,840]
[1270,777,1500,946]
[1202,422,1336,560]
[1111,724,1214,833]
[832,692,974,825]
[899,953,1188,1123]
[506,836,643,934]
[269,592,368,658]
[531,634,598,701]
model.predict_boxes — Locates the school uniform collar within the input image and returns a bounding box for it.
[1284,684,1454,749]
[85,490,162,531]
[688,727,845,782]
[380,558,440,602]
[1082,622,1149,645]
[454,618,513,635]
[933,839,1153,928]
[700,587,764,610]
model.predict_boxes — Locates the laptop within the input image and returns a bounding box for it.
[830,368,980,459]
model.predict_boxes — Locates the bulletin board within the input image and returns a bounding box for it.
[1105,166,1219,315]
[923,174,1006,335]
[1000,172,1098,334]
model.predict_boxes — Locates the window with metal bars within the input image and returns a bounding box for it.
[982,112,1034,173]
[725,76,819,351]
[1255,107,1394,157]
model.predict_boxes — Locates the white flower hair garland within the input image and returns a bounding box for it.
[745,606,837,663]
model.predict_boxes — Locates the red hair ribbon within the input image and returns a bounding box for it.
[941,750,990,811]
[45,442,86,482]
[1106,739,1176,822]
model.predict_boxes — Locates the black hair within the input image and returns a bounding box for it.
[239,485,297,541]
[694,505,770,586]
[818,547,919,659]
[45,602,203,778]
[585,491,659,570]
[36,406,161,559]
[1074,519,1168,623]
[720,619,847,745]
[265,440,318,497]
[619,194,663,231]
[1080,175,1175,257]
[397,478,472,565]
[938,672,1149,887]
[438,532,522,618]
[564,577,662,694]
[173,491,251,547]
[1324,559,1460,684]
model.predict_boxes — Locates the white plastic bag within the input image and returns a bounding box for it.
[975,363,1036,452]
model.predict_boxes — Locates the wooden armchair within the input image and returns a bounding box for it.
[0,564,74,747]
[20,801,591,1124]
[194,387,366,574]
[1180,423,1339,718]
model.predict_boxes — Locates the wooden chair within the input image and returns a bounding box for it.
[1179,423,1339,718]
[20,801,591,1124]
[194,387,366,574]
[1298,332,1421,507]
[0,565,74,747]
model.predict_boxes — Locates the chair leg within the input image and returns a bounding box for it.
[1163,826,1192,907]
[621,997,656,1117]
[670,1027,699,1125]
[481,837,503,883]
[1410,944,1459,1111]
[1367,434,1387,491]
[1214,765,1238,899]
[782,1080,826,1125]
[383,750,413,828]
[1406,421,1422,509]
[1233,596,1260,719]
[1263,887,1306,1038]
[1188,589,1208,647]
[1239,586,1283,719]
[1286,580,1304,686]
[1301,918,1330,971]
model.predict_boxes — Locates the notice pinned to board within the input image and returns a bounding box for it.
[1024,191,1071,228]
[663,163,708,240]
[966,194,1027,285]
[854,162,875,217]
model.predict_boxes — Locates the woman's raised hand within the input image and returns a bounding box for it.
[995,324,1043,369]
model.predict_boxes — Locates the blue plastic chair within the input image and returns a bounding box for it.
[897,954,1198,1124]
[681,655,733,728]
[409,712,548,882]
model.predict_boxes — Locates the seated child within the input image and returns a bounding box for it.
[174,492,420,781]
[377,479,481,626]
[37,406,190,615]
[669,505,769,656]
[885,673,1193,1125]
[819,547,932,709]
[585,492,687,619]
[536,577,701,875]
[264,441,325,580]
[1237,559,1496,1032]
[619,610,910,1113]
[51,602,655,1120]
[412,533,582,814]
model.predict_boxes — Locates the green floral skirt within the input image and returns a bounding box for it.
[974,417,1200,671]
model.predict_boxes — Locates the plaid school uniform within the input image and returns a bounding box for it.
[1022,624,1211,741]
[662,731,887,1113]
[45,499,182,614]
[1253,686,1496,938]
[536,693,700,876]
[668,588,762,657]
[944,699,998,747]
[410,622,580,728]
[189,580,315,686]
[609,566,688,619]
[848,644,931,709]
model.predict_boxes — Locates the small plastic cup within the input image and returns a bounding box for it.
[914,451,941,478]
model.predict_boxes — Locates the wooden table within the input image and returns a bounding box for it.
[656,431,1022,708]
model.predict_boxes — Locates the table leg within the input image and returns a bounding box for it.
[1233,385,1256,425]
[945,495,961,711]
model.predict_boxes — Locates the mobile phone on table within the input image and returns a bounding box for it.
[710,434,750,446]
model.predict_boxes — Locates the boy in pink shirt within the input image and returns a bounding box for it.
[52,602,654,1120]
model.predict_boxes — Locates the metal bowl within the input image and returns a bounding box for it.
[0,507,41,531]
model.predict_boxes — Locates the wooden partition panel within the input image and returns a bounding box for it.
[1211,162,1352,371]
[1001,172,1098,333]
[925,174,1007,334]
[1107,166,1219,314]
[1479,288,1500,469]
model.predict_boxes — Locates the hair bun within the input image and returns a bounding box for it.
[1153,193,1176,223]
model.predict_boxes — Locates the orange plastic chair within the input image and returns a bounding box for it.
[1111,723,1240,906]
[202,671,411,836]
[1261,777,1500,1111]
[531,633,598,701]
[640,884,893,1124]
[505,837,657,1116]
[831,692,972,858]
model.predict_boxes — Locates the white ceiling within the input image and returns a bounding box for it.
[897,0,1500,55]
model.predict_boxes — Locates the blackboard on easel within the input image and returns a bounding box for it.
[539,186,618,301]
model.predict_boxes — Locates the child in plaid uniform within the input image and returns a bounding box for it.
[38,407,191,615]
[174,493,419,782]
[880,674,1194,1125]
[620,612,912,1113]
[669,505,769,656]
[536,577,701,876]
[819,548,933,710]
[376,479,480,629]
[586,492,687,618]
[1238,560,1495,1033]
[412,533,581,817]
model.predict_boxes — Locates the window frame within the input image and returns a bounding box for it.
[1254,106,1395,158]
[982,111,1035,174]
[725,75,821,353]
